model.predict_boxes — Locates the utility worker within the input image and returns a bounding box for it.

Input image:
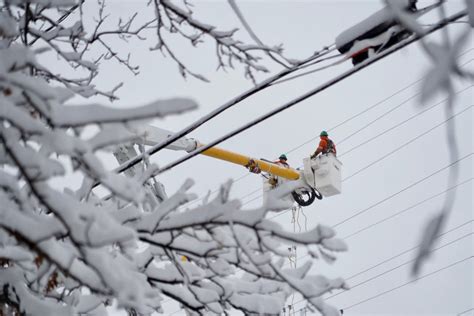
[311,131,337,159]
[269,154,289,188]
[275,154,289,168]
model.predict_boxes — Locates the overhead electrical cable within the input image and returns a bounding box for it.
[290,180,472,266]
[267,151,472,221]
[164,191,473,311]
[139,9,467,180]
[243,106,472,210]
[332,152,472,228]
[341,255,473,311]
[339,85,472,158]
[186,56,472,209]
[178,29,472,211]
[341,104,472,181]
[340,179,473,241]
[283,52,472,155]
[153,7,470,314]
[457,308,474,316]
[270,54,350,86]
[290,221,472,307]
[336,86,471,147]
[103,45,338,184]
[292,256,473,314]
[326,232,473,300]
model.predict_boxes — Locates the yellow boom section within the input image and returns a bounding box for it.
[200,146,300,180]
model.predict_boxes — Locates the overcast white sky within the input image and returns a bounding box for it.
[46,1,473,315]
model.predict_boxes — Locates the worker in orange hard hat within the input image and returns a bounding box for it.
[311,131,337,159]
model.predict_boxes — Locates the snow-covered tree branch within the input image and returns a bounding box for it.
[0,1,347,315]
[386,0,473,277]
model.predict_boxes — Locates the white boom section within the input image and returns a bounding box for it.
[140,125,198,152]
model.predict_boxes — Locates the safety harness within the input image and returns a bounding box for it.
[322,138,336,155]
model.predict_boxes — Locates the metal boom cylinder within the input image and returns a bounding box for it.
[200,146,300,180]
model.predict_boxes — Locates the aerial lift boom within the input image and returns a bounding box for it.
[113,125,342,207]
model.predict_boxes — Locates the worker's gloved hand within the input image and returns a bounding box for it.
[310,154,316,159]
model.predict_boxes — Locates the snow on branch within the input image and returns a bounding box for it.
[1,75,348,313]
[0,1,347,315]
[152,0,281,82]
[49,98,198,127]
[1,0,280,101]
[386,0,473,276]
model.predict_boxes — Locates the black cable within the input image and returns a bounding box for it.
[274,183,473,310]
[342,255,473,311]
[342,105,472,182]
[188,63,438,207]
[327,232,472,300]
[254,107,472,217]
[273,52,472,161]
[147,10,467,179]
[337,83,471,147]
[332,153,472,228]
[240,88,473,207]
[458,307,474,316]
[339,85,472,157]
[293,254,473,314]
[103,45,338,184]
[290,179,472,265]
[173,54,472,210]
[150,8,472,309]
[340,179,473,241]
[172,182,474,312]
[270,54,349,86]
[242,101,472,208]
[291,221,472,308]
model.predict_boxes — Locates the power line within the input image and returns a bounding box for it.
[339,84,472,157]
[290,179,472,267]
[270,54,350,86]
[104,45,338,183]
[163,184,473,313]
[332,152,472,228]
[259,107,472,218]
[342,104,472,182]
[183,68,433,208]
[327,232,473,300]
[273,5,474,90]
[284,184,472,287]
[243,100,472,208]
[458,308,474,316]
[340,179,473,241]
[166,177,473,314]
[261,50,471,170]
[149,8,469,314]
[147,10,467,179]
[344,220,473,280]
[293,254,473,314]
[290,221,472,308]
[342,255,473,311]
[176,54,472,210]
[242,100,464,208]
[272,183,473,310]
[238,85,472,207]
[162,15,454,316]
[253,151,470,242]
[236,107,473,310]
